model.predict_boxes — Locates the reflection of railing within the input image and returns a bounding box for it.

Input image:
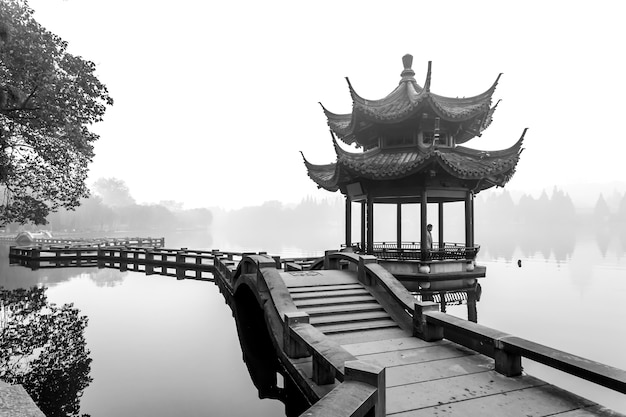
[345,242,480,261]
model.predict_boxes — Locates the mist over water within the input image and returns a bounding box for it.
[3,187,626,415]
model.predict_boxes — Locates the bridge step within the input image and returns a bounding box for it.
[288,283,363,293]
[315,319,399,335]
[310,310,392,326]
[294,294,377,308]
[301,302,384,317]
[291,288,370,300]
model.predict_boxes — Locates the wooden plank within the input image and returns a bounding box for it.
[294,294,377,308]
[289,283,363,293]
[391,384,596,417]
[310,311,391,326]
[315,319,399,335]
[300,380,376,417]
[291,288,370,300]
[384,354,493,387]
[500,336,626,394]
[386,371,546,414]
[356,343,475,368]
[342,337,445,356]
[555,405,626,417]
[328,327,410,345]
[302,302,383,317]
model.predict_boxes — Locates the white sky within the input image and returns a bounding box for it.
[26,0,626,209]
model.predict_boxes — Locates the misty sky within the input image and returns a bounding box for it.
[26,0,626,209]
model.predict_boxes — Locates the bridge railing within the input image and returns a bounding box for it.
[346,241,480,261]
[414,308,626,393]
[319,256,626,395]
[315,251,626,396]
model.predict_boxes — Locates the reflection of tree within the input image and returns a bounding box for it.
[0,287,92,417]
[594,227,611,258]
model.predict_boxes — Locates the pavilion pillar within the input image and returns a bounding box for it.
[420,189,428,260]
[465,191,474,248]
[438,202,444,249]
[360,202,366,252]
[366,197,374,255]
[345,197,352,248]
[396,203,402,250]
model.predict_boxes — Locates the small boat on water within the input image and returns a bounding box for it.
[15,231,53,245]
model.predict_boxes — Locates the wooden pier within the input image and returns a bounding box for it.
[5,245,626,416]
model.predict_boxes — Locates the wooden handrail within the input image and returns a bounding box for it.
[300,380,377,417]
[352,255,626,395]
[420,310,626,393]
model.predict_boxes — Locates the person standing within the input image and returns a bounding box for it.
[426,224,433,249]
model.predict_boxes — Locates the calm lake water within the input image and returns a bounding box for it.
[1,228,625,415]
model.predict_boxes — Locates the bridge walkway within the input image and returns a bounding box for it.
[278,267,619,417]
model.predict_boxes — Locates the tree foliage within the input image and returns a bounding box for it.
[92,177,135,207]
[0,0,113,225]
[0,286,92,416]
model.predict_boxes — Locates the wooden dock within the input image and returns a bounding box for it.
[5,245,626,416]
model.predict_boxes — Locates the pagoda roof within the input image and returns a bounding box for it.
[321,55,501,146]
[303,129,526,193]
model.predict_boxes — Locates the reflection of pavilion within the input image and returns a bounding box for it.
[303,55,524,320]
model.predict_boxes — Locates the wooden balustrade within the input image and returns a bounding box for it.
[415,305,626,393]
[348,241,481,261]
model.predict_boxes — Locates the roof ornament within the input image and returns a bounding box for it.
[424,61,432,92]
[400,54,416,82]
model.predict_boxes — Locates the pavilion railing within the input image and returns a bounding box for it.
[345,242,480,261]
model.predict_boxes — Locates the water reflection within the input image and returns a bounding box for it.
[0,286,92,417]
[0,244,128,289]
[479,224,578,263]
[233,286,308,417]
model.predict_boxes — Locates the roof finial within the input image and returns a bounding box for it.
[400,54,415,82]
[424,61,432,92]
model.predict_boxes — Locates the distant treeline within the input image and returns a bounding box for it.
[477,187,626,227]
[2,196,212,234]
[42,197,213,233]
[1,177,213,233]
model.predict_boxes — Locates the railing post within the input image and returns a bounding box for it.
[413,302,443,341]
[97,248,105,268]
[145,250,154,275]
[176,250,185,280]
[345,360,386,417]
[272,256,281,270]
[120,250,128,272]
[324,250,340,269]
[195,255,202,279]
[494,339,522,376]
[30,248,40,271]
[358,255,377,285]
[284,312,310,358]
[313,354,335,385]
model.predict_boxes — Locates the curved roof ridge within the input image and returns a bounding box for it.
[430,73,501,105]
[452,128,526,157]
[333,136,382,160]
[423,61,432,92]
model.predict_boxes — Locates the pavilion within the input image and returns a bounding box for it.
[302,55,525,317]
